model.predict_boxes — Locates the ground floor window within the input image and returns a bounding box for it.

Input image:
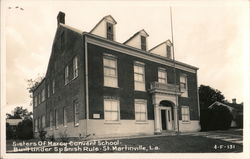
[181,106,190,122]
[49,111,53,129]
[34,119,38,132]
[63,107,67,126]
[73,100,79,126]
[135,99,147,122]
[42,115,45,128]
[104,99,119,121]
[55,109,58,129]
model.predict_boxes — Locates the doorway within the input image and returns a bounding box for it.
[161,107,173,131]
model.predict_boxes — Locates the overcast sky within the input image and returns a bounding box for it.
[2,0,249,113]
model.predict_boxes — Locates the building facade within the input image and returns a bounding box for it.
[32,12,201,138]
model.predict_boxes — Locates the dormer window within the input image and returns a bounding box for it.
[107,22,114,40]
[141,36,146,51]
[167,45,171,59]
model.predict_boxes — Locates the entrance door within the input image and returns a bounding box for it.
[161,110,167,130]
[166,108,173,130]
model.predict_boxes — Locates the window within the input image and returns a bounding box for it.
[134,62,145,91]
[64,65,69,85]
[167,45,171,58]
[49,111,53,129]
[141,36,146,51]
[107,22,114,40]
[34,119,38,132]
[55,109,58,129]
[52,79,55,94]
[63,107,67,126]
[158,68,167,84]
[47,84,50,98]
[73,56,79,78]
[103,54,118,87]
[73,100,79,126]
[34,96,37,107]
[135,99,147,122]
[180,74,188,97]
[41,88,45,102]
[181,106,190,122]
[37,93,40,105]
[104,99,119,121]
[42,115,45,128]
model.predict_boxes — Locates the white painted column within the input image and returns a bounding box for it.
[173,106,178,132]
[154,104,161,134]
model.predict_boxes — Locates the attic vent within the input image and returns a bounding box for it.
[167,45,171,58]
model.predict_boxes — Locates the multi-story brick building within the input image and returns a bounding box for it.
[32,11,201,138]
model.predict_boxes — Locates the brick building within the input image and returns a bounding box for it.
[32,11,201,138]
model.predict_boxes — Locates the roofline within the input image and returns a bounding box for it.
[30,77,46,93]
[123,29,149,44]
[84,32,199,70]
[208,101,233,109]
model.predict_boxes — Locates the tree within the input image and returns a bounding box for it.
[199,85,225,110]
[6,106,32,120]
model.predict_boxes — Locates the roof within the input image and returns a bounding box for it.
[60,23,83,34]
[90,15,117,33]
[149,39,172,52]
[208,101,235,111]
[123,29,149,44]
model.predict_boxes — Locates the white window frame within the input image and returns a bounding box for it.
[158,68,167,84]
[134,99,148,122]
[103,54,118,88]
[64,65,69,85]
[134,61,145,91]
[63,107,67,127]
[73,100,79,126]
[180,74,188,97]
[104,98,120,122]
[73,56,79,79]
[181,106,190,122]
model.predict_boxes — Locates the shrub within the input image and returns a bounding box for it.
[235,114,243,128]
[39,130,47,141]
[210,105,233,130]
[16,118,33,139]
[200,109,213,131]
[6,123,14,139]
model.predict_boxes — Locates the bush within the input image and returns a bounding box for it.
[16,118,33,139]
[6,123,15,139]
[39,130,47,141]
[200,109,213,131]
[210,106,233,130]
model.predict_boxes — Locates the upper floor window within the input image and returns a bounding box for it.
[134,62,145,91]
[158,68,167,84]
[41,88,45,102]
[141,36,146,51]
[180,74,188,97]
[73,56,79,78]
[181,106,190,122]
[103,54,118,87]
[47,84,50,98]
[104,98,120,121]
[37,93,40,105]
[65,65,69,85]
[34,96,37,107]
[167,45,171,58]
[52,79,55,94]
[107,22,114,40]
[135,99,147,122]
[73,100,79,126]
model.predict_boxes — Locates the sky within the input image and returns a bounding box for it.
[2,0,249,114]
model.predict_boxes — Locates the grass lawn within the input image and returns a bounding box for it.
[7,135,242,153]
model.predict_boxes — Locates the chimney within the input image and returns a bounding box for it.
[232,98,236,104]
[57,11,65,27]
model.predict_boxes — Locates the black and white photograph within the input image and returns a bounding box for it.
[0,0,249,159]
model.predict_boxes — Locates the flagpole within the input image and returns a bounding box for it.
[170,6,180,135]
